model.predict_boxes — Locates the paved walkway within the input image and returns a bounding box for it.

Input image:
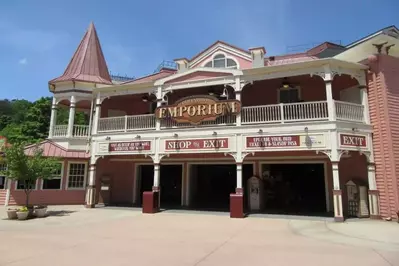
[0,206,398,266]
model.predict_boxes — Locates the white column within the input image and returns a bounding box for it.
[155,87,162,131]
[48,97,57,138]
[236,163,243,191]
[153,164,160,188]
[236,92,242,126]
[67,95,76,138]
[92,95,101,135]
[367,164,380,217]
[325,80,336,121]
[85,164,96,208]
[332,161,344,221]
[360,88,370,124]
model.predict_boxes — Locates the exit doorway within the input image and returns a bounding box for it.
[136,164,183,208]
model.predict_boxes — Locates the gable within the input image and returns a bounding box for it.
[24,140,89,159]
[189,41,252,69]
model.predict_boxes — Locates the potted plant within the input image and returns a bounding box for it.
[34,205,48,218]
[16,206,29,220]
[6,208,18,219]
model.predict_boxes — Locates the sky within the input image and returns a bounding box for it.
[0,0,398,101]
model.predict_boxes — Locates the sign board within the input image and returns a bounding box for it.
[109,141,151,152]
[339,134,367,147]
[165,138,229,150]
[155,95,241,125]
[246,136,300,148]
[245,134,326,149]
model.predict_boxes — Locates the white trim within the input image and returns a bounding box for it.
[258,160,330,212]
[66,161,88,190]
[200,51,240,69]
[154,67,242,86]
[15,179,39,191]
[41,162,64,190]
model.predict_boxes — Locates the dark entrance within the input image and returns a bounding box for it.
[189,164,254,211]
[260,163,327,215]
[138,164,182,208]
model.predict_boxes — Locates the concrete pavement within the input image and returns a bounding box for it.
[0,206,398,266]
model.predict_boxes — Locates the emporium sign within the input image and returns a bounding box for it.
[165,138,229,150]
[246,136,300,148]
[155,95,241,125]
[109,141,151,152]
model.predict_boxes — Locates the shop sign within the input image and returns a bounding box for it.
[165,138,229,150]
[155,95,241,125]
[340,134,366,147]
[109,141,151,152]
[246,136,300,148]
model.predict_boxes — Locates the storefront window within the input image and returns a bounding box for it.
[67,163,87,189]
[42,163,63,190]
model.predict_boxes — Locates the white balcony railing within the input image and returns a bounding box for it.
[335,101,364,122]
[53,125,68,137]
[51,125,89,138]
[52,100,365,136]
[98,114,156,133]
[73,125,89,137]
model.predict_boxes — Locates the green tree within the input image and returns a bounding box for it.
[0,143,60,207]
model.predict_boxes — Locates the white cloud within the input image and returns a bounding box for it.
[18,58,28,65]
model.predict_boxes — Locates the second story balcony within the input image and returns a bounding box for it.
[96,100,364,133]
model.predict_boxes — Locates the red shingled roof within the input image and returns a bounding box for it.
[49,22,112,85]
[122,68,176,85]
[24,140,90,159]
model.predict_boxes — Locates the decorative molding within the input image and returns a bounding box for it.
[315,150,332,160]
[338,150,349,160]
[145,153,169,163]
[224,151,255,163]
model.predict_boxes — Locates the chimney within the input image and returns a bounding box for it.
[249,47,266,68]
[174,58,189,73]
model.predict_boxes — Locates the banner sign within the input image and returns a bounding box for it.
[155,95,241,125]
[109,141,151,152]
[340,134,367,147]
[165,138,229,150]
[246,136,300,148]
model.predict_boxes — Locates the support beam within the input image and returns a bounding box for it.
[360,88,370,124]
[67,95,76,138]
[325,80,336,121]
[92,95,101,135]
[85,164,96,208]
[48,97,58,138]
[332,161,344,222]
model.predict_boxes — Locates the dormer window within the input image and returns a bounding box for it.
[204,54,238,69]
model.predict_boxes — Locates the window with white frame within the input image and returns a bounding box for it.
[204,54,238,69]
[67,163,87,189]
[0,163,6,189]
[279,86,300,103]
[16,180,36,190]
[42,163,63,190]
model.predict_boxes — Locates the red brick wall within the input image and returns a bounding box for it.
[8,159,88,206]
[96,158,135,205]
[367,54,399,218]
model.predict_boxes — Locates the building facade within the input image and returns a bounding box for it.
[2,23,399,221]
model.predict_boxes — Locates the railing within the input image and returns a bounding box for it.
[242,101,329,124]
[98,114,156,133]
[51,125,89,138]
[54,100,366,136]
[73,125,89,137]
[53,125,67,137]
[335,101,364,122]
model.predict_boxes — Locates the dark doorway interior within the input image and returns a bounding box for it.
[160,165,182,208]
[191,164,236,211]
[261,163,326,215]
[138,164,182,208]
